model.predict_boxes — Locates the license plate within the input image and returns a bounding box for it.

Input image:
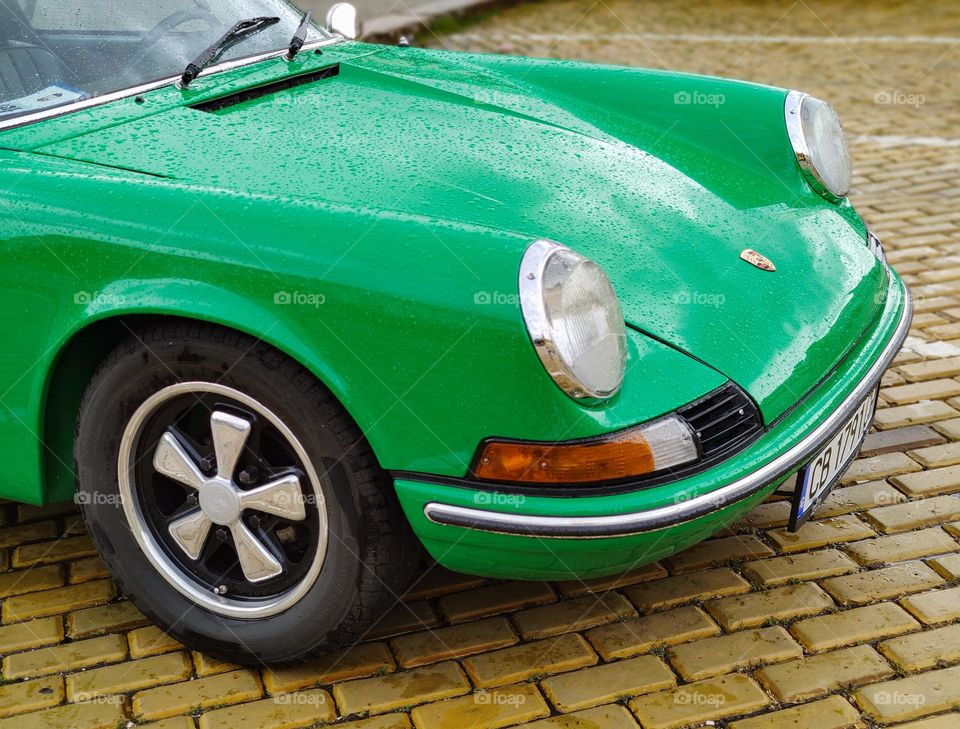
[789,389,878,530]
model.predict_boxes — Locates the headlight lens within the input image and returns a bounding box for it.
[520,240,627,400]
[785,91,852,200]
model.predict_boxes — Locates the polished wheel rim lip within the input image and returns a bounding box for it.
[118,382,329,619]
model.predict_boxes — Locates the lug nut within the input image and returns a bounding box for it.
[216,528,228,542]
[200,454,216,473]
[238,466,259,485]
[248,515,260,529]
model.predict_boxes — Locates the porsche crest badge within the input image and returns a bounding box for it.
[740,249,776,271]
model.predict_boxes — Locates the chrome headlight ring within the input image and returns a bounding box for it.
[519,239,627,401]
[785,90,853,201]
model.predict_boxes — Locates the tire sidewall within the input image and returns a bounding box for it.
[76,337,366,661]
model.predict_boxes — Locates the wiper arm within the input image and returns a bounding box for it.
[284,10,312,60]
[180,16,280,87]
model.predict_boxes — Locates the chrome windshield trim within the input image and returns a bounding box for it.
[0,36,344,133]
[424,282,912,538]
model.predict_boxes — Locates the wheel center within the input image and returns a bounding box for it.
[199,479,241,525]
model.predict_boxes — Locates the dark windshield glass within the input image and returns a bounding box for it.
[0,0,329,122]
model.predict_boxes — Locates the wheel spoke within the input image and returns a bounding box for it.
[238,474,306,521]
[168,509,212,560]
[229,521,282,582]
[210,411,251,481]
[153,432,206,490]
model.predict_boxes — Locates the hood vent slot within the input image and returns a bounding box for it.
[192,64,339,113]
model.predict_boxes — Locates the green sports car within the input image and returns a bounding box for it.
[0,0,910,663]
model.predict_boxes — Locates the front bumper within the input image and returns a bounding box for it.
[395,271,911,577]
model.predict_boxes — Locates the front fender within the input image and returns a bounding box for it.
[1,151,725,504]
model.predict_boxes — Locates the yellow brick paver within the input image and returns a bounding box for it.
[766,515,875,553]
[462,633,597,688]
[262,641,396,694]
[668,626,802,681]
[879,622,960,671]
[855,664,960,723]
[629,673,770,729]
[0,675,64,718]
[900,585,960,624]
[410,684,549,728]
[821,563,945,605]
[0,700,126,729]
[742,548,859,586]
[0,616,63,653]
[128,624,185,658]
[439,581,555,623]
[66,651,192,701]
[132,668,263,720]
[705,582,835,630]
[198,688,336,729]
[335,717,411,729]
[66,599,148,638]
[623,567,750,611]
[662,534,773,573]
[552,563,666,597]
[864,495,960,534]
[510,591,636,640]
[3,633,127,679]
[0,565,63,597]
[756,644,895,702]
[790,602,920,652]
[539,654,675,711]
[844,526,959,565]
[391,616,517,667]
[585,604,720,660]
[519,704,640,728]
[727,695,862,729]
[1,579,115,622]
[333,660,469,715]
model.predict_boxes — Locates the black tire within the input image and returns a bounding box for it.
[74,320,418,664]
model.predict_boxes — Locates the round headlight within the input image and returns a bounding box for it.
[785,91,852,200]
[519,240,627,400]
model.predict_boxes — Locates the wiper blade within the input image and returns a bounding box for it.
[180,16,280,87]
[285,10,312,60]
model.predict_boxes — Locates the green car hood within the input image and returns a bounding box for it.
[32,45,886,422]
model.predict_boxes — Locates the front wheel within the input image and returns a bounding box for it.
[75,322,416,664]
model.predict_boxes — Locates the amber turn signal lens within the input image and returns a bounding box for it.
[473,416,698,485]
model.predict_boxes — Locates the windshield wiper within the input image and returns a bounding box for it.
[284,10,312,60]
[180,16,280,87]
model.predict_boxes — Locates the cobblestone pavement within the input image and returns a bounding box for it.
[2,1,960,727]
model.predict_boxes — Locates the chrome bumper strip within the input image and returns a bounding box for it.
[424,286,912,538]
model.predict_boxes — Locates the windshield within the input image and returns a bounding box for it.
[0,0,331,124]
